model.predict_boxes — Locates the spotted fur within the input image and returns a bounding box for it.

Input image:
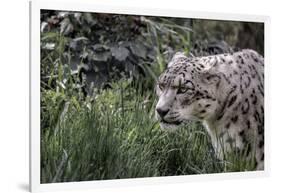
[155,49,264,170]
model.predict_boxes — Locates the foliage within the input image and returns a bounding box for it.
[41,11,194,93]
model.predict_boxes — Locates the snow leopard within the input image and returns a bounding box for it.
[155,49,264,170]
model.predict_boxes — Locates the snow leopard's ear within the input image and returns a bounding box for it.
[201,72,222,86]
[200,57,221,85]
[201,56,218,72]
[167,52,187,68]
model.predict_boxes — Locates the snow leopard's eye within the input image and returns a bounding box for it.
[177,86,188,94]
[177,81,194,94]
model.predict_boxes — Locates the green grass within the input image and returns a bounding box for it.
[41,75,256,183]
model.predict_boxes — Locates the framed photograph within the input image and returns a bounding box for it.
[30,0,270,192]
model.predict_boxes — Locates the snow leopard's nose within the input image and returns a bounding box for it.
[156,107,169,118]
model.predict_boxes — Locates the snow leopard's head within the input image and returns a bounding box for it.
[155,52,221,131]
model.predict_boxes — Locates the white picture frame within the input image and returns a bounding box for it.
[30,0,270,192]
